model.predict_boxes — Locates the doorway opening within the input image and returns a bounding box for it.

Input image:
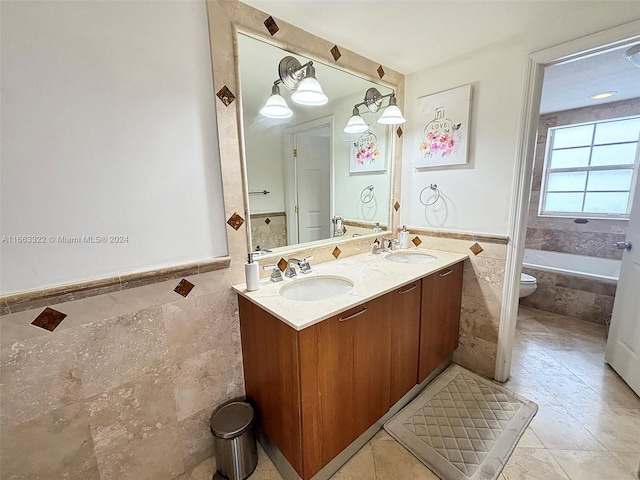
[284,117,333,245]
[498,22,640,396]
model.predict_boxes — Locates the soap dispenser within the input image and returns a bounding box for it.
[399,225,410,249]
[245,252,260,291]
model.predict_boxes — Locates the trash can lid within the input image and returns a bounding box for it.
[210,401,255,439]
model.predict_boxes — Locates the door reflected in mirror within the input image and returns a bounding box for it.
[238,34,394,252]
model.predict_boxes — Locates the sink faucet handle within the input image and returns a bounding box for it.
[298,256,313,274]
[371,239,381,254]
[284,259,298,278]
[263,264,283,282]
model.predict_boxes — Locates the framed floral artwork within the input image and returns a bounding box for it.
[349,128,387,173]
[413,84,472,168]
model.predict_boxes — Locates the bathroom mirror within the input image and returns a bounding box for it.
[237,34,394,251]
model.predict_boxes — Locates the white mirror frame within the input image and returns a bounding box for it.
[205,0,404,275]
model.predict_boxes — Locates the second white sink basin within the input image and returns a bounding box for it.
[279,275,353,302]
[385,251,437,264]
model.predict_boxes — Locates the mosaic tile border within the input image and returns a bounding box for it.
[1,257,231,314]
[402,226,510,245]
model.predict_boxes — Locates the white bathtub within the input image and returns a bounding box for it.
[523,249,620,284]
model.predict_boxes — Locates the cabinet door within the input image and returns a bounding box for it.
[299,294,391,479]
[419,261,464,382]
[390,280,422,406]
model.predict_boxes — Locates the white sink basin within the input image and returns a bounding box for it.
[385,251,437,264]
[279,275,353,301]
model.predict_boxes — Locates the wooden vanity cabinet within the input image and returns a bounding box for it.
[237,261,463,480]
[389,280,422,405]
[418,261,464,382]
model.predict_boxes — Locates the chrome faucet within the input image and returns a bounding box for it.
[380,238,400,252]
[263,265,283,282]
[286,256,313,277]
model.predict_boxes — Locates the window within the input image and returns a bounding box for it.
[539,116,640,218]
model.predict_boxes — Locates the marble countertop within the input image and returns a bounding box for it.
[232,248,468,331]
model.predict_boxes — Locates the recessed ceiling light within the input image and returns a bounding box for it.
[591,91,617,100]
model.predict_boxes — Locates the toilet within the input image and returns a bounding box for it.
[519,273,537,298]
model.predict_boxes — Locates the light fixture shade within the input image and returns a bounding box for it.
[344,113,368,134]
[378,104,406,125]
[626,44,640,68]
[291,77,328,106]
[260,93,292,119]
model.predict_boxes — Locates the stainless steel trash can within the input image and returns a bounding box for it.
[210,401,258,480]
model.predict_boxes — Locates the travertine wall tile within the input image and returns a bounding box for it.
[86,365,184,480]
[0,327,83,429]
[520,267,615,326]
[179,407,216,470]
[1,403,100,480]
[77,307,169,398]
[163,290,238,363]
[173,342,245,422]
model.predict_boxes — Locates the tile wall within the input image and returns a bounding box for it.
[1,268,244,479]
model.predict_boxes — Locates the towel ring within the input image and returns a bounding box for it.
[419,184,441,207]
[360,185,375,204]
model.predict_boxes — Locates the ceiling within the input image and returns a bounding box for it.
[240,1,640,114]
[541,45,640,114]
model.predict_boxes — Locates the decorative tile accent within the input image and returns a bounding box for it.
[377,65,385,78]
[31,307,67,331]
[470,242,484,256]
[277,258,288,272]
[332,247,341,259]
[330,45,341,61]
[226,212,244,230]
[396,126,403,137]
[412,236,422,247]
[216,86,236,106]
[174,279,195,298]
[264,217,271,225]
[394,201,401,212]
[264,16,279,36]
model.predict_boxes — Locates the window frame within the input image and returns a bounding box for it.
[538,115,640,220]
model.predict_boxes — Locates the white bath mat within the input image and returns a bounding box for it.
[384,364,537,480]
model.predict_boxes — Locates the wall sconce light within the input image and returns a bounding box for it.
[343,107,369,134]
[260,56,328,118]
[344,87,405,133]
[260,81,293,119]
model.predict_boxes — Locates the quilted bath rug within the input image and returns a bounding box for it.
[384,364,538,480]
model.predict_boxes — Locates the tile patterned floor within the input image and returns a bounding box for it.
[181,306,640,480]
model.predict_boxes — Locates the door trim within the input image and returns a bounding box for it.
[495,20,640,382]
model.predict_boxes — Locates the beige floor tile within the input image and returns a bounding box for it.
[533,373,609,410]
[515,349,574,376]
[550,449,636,480]
[529,405,605,451]
[250,445,285,480]
[576,373,640,409]
[331,443,376,480]
[610,451,640,478]
[502,447,569,480]
[517,428,544,448]
[571,406,640,453]
[370,430,440,479]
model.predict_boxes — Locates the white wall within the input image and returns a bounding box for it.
[333,92,392,226]
[401,43,527,235]
[244,114,286,214]
[401,16,640,237]
[0,1,227,294]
